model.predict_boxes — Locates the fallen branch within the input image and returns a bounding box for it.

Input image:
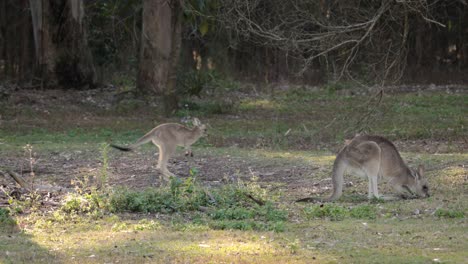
[244,193,265,206]
[0,168,72,194]
[0,169,31,190]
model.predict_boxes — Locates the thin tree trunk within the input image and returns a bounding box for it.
[137,0,172,94]
[164,0,182,115]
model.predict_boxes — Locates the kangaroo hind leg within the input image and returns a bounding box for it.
[363,160,380,199]
[154,141,176,181]
[348,141,381,199]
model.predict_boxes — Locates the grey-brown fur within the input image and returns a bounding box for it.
[111,118,207,181]
[297,134,430,202]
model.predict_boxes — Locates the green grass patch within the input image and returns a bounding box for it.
[303,204,378,221]
[435,208,465,218]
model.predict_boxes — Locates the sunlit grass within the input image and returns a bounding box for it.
[239,99,282,111]
[26,223,331,263]
[437,166,467,186]
[254,149,334,166]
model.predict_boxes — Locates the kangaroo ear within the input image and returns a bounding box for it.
[193,118,201,126]
[418,164,425,178]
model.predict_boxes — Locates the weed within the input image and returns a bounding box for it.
[23,144,36,189]
[303,204,348,221]
[111,222,128,232]
[98,143,110,189]
[287,238,301,254]
[60,193,98,214]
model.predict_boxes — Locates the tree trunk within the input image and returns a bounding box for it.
[29,0,95,88]
[137,0,182,115]
[30,0,57,86]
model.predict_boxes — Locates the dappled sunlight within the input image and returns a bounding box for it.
[239,99,282,111]
[434,166,467,186]
[30,227,332,263]
[254,149,335,166]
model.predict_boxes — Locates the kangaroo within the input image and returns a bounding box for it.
[111,118,207,181]
[297,134,430,202]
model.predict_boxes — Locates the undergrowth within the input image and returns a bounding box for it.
[47,173,287,232]
[107,176,287,232]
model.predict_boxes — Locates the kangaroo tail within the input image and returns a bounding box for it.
[110,144,133,151]
[296,150,347,203]
[111,129,155,152]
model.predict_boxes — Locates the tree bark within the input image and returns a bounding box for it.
[29,0,57,86]
[137,0,182,115]
[29,0,95,88]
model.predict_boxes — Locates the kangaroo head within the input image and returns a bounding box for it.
[193,118,207,136]
[401,164,430,198]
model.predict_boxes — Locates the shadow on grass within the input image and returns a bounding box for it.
[0,209,62,264]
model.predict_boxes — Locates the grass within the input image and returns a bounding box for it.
[0,85,467,263]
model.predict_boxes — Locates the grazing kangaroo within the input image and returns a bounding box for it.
[297,134,430,202]
[111,118,207,180]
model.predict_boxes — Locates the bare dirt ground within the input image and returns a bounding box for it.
[0,148,316,205]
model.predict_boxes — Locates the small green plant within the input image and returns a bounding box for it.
[169,176,184,198]
[111,222,129,232]
[23,144,36,189]
[435,209,465,218]
[349,204,377,219]
[304,204,348,221]
[0,208,16,226]
[60,193,98,214]
[287,238,301,254]
[98,143,110,189]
